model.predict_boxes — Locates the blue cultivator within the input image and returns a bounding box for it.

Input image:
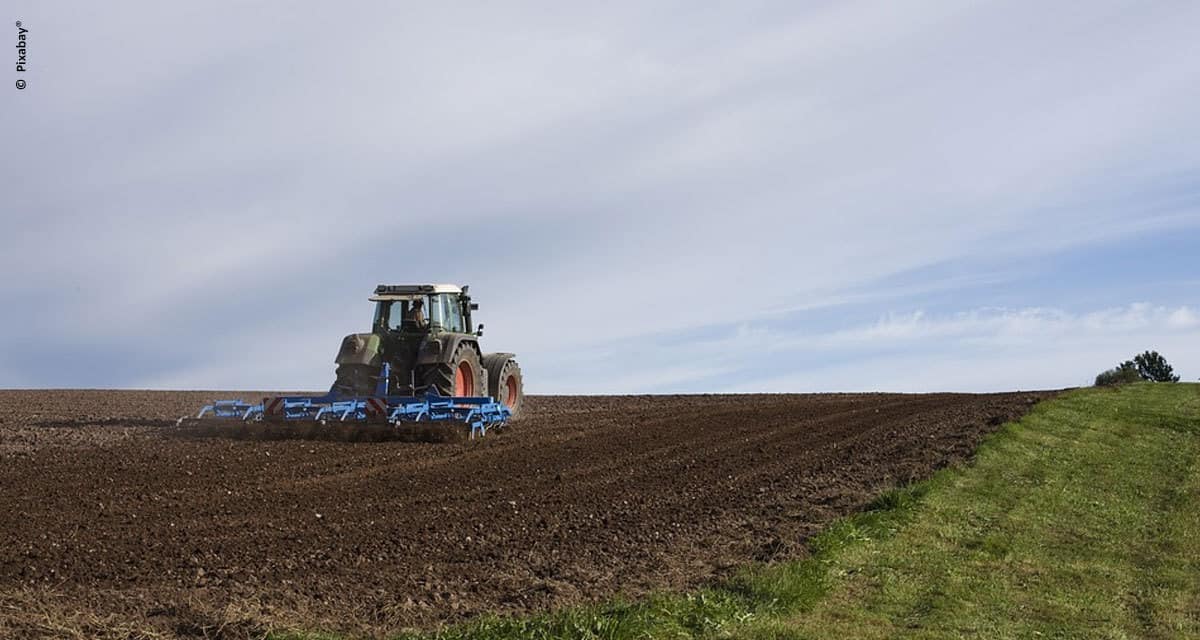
[179,363,512,440]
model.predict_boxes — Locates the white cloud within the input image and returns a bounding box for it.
[1166,307,1200,330]
[814,304,1195,349]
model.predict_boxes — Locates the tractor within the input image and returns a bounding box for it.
[177,283,523,439]
[332,284,524,417]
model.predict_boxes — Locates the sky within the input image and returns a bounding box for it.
[2,1,1198,393]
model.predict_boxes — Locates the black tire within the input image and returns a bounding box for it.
[332,364,379,396]
[482,354,524,418]
[422,343,486,397]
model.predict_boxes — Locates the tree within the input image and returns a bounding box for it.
[1133,350,1180,383]
[1095,361,1140,386]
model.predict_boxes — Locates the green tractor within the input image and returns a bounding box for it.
[332,284,524,417]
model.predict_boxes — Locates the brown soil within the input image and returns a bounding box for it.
[0,389,1051,638]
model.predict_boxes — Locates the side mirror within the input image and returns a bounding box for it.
[470,303,479,310]
[475,324,484,336]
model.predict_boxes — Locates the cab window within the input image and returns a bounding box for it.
[441,295,465,333]
[375,300,411,331]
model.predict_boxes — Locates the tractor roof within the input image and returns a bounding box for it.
[370,284,463,301]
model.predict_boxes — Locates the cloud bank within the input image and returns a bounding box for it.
[2,1,1197,392]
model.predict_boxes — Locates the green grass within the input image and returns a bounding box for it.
[276,383,1200,640]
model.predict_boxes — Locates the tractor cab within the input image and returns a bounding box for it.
[369,284,479,336]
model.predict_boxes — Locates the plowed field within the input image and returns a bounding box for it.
[0,390,1050,638]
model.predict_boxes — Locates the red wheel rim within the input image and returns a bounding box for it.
[455,361,474,396]
[504,375,518,407]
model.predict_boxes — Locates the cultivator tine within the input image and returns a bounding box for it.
[193,400,258,420]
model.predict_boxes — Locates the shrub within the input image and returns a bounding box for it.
[1095,361,1141,386]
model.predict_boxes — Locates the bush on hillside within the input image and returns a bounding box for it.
[1095,350,1180,386]
[1095,361,1141,386]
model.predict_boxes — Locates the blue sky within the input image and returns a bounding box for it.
[2,1,1197,393]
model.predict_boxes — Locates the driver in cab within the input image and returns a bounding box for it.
[404,299,428,330]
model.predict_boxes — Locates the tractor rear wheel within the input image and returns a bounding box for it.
[482,354,524,418]
[332,364,378,396]
[423,344,486,397]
